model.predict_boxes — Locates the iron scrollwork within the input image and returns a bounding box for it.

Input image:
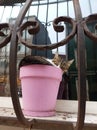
[17,16,76,50]
[83,13,97,41]
[0,0,97,130]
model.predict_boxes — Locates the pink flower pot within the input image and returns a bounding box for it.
[20,65,62,117]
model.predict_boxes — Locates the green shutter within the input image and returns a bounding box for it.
[67,21,97,101]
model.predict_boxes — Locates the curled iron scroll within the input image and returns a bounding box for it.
[83,13,97,41]
[0,23,12,48]
[18,20,40,35]
[18,16,77,50]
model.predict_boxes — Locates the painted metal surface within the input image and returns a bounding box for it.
[0,0,97,130]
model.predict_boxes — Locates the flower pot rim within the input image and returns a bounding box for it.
[20,64,62,81]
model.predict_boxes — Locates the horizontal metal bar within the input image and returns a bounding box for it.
[0,0,72,6]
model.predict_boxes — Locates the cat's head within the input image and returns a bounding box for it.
[52,53,74,73]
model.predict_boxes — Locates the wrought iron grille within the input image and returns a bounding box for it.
[0,0,97,130]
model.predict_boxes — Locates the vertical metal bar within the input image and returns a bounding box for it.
[45,0,49,57]
[24,5,30,56]
[0,6,5,22]
[66,0,69,60]
[9,6,14,19]
[65,0,70,99]
[56,0,58,53]
[73,0,86,130]
[34,0,40,55]
[89,0,92,14]
[67,0,69,16]
[37,0,40,18]
[10,0,35,126]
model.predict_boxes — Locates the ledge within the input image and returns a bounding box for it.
[0,97,97,129]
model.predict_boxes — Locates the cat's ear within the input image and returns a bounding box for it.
[61,59,74,73]
[67,59,74,68]
[52,52,62,66]
[53,52,59,61]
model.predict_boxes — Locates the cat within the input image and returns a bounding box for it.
[19,53,74,74]
[52,52,74,73]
